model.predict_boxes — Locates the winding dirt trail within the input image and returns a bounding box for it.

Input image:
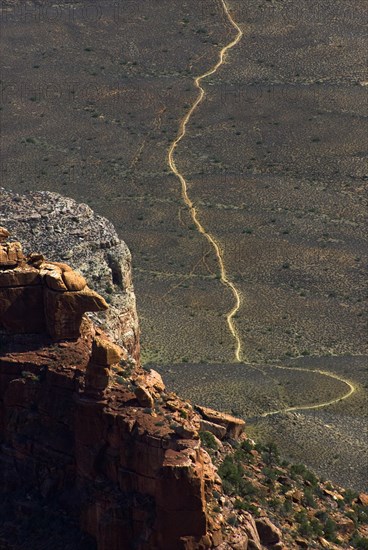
[166,0,357,414]
[259,365,356,417]
[168,0,244,362]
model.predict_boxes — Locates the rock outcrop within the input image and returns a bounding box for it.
[0,229,108,339]
[195,405,245,440]
[0,188,140,364]
[0,229,249,549]
[0,194,286,549]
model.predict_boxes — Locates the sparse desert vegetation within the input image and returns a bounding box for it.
[1,0,367,491]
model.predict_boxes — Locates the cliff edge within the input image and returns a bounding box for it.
[0,196,259,549]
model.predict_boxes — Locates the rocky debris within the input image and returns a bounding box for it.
[0,188,140,363]
[322,488,344,501]
[195,405,245,440]
[0,230,108,340]
[142,368,166,394]
[285,489,303,503]
[0,239,24,268]
[255,517,282,546]
[337,518,355,535]
[295,539,309,548]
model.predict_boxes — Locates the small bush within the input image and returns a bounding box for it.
[290,463,317,486]
[261,441,280,465]
[242,439,254,452]
[324,517,337,541]
[218,456,244,494]
[282,499,293,516]
[344,489,358,503]
[351,534,368,550]
[199,431,218,450]
[227,515,239,527]
[304,488,317,508]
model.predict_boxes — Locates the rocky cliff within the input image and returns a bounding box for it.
[0,195,264,549]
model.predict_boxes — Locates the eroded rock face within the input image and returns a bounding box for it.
[0,198,260,549]
[0,321,220,549]
[0,230,221,548]
[0,188,140,364]
[0,231,108,340]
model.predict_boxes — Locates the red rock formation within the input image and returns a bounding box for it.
[0,232,224,549]
[0,230,268,549]
[0,324,222,548]
[195,405,245,440]
[0,229,108,339]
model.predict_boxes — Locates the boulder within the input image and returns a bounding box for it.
[62,270,87,291]
[199,420,227,440]
[195,405,245,439]
[91,335,123,366]
[0,227,10,242]
[135,385,154,409]
[358,492,368,506]
[143,369,166,394]
[255,517,282,545]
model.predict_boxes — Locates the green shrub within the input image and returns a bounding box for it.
[310,518,323,536]
[262,466,278,485]
[324,517,337,541]
[261,441,280,465]
[282,498,293,516]
[199,431,218,450]
[344,489,358,504]
[227,515,239,527]
[234,498,259,515]
[290,463,318,486]
[350,534,368,550]
[304,488,317,508]
[241,439,254,453]
[218,456,247,496]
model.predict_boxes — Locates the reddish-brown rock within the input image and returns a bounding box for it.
[199,419,227,440]
[358,492,368,506]
[255,516,282,545]
[0,230,108,340]
[0,325,215,549]
[195,405,245,439]
[0,228,267,550]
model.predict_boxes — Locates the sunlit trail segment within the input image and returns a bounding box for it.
[167,0,244,361]
[260,366,356,417]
